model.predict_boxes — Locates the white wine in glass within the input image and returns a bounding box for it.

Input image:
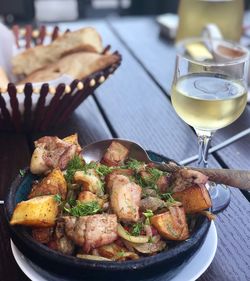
[171,38,249,212]
[172,73,247,131]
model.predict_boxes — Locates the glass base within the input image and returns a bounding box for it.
[207,182,231,213]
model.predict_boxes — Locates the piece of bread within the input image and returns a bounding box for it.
[0,67,9,88]
[12,27,103,76]
[19,52,119,84]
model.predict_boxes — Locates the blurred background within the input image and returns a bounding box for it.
[1,0,249,25]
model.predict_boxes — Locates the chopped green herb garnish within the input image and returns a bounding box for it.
[19,169,25,177]
[143,168,163,186]
[67,197,76,207]
[116,250,125,257]
[53,194,62,203]
[84,162,98,170]
[65,155,85,183]
[96,164,113,177]
[148,236,153,243]
[131,222,144,236]
[125,159,144,171]
[143,209,154,225]
[161,192,176,203]
[64,201,101,217]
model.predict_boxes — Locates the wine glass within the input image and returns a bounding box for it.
[171,37,249,212]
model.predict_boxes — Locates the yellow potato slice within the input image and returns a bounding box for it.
[10,195,58,227]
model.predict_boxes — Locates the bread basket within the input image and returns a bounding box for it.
[0,25,121,132]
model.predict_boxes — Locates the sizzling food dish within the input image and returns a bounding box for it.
[10,134,212,261]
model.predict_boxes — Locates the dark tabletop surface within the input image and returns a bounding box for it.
[0,17,250,281]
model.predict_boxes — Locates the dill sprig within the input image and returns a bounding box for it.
[64,201,101,217]
[53,194,62,203]
[144,168,163,185]
[125,159,145,171]
[19,169,25,177]
[65,156,85,183]
[143,209,154,225]
[95,164,113,177]
[160,192,176,203]
[131,222,144,236]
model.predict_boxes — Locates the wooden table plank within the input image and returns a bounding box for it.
[0,133,30,281]
[109,17,250,171]
[197,188,250,281]
[31,96,112,145]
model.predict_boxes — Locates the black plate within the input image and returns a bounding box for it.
[5,151,210,281]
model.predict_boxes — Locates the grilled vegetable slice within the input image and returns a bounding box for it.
[124,239,166,254]
[117,224,149,243]
[97,243,139,260]
[77,254,111,261]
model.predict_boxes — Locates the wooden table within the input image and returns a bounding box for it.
[1,17,250,281]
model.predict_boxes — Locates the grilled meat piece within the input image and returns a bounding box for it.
[109,175,141,222]
[62,214,118,253]
[64,216,88,246]
[140,196,166,212]
[32,227,53,244]
[172,169,209,192]
[101,141,129,166]
[105,169,133,193]
[84,214,118,253]
[54,219,75,255]
[30,134,81,174]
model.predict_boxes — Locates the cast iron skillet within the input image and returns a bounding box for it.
[5,151,210,281]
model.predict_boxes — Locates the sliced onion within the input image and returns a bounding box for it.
[117,224,149,243]
[76,254,111,261]
[115,252,139,261]
[125,240,167,254]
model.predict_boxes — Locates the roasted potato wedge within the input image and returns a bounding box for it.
[28,168,67,199]
[63,133,81,147]
[172,185,212,214]
[150,206,189,241]
[10,195,58,227]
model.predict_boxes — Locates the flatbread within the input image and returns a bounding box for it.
[12,27,103,76]
[19,52,119,84]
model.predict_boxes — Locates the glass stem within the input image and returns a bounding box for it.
[196,130,214,168]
